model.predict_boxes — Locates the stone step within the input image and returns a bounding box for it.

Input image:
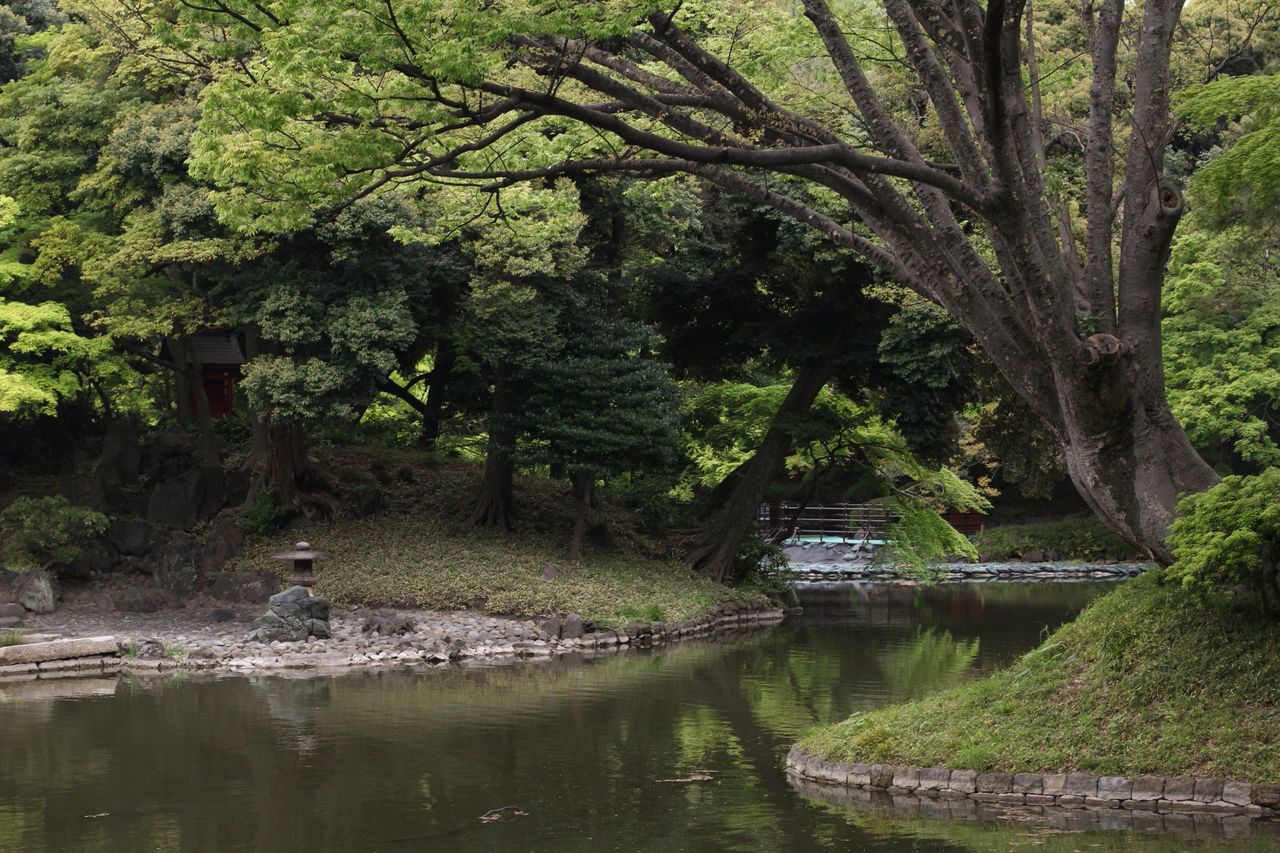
[0,636,120,665]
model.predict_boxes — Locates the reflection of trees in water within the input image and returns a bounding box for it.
[252,675,333,754]
[877,628,980,701]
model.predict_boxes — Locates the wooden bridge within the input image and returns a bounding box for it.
[755,503,900,545]
[755,503,985,544]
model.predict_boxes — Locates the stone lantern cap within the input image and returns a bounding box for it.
[271,541,330,562]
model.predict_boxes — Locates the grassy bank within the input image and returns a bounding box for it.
[229,451,765,628]
[973,516,1140,562]
[796,571,1280,782]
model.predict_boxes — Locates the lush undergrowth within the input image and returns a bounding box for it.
[230,450,763,628]
[973,516,1140,562]
[796,571,1280,782]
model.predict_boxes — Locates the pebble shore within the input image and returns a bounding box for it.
[4,596,785,679]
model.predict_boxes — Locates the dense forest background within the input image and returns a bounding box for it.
[0,0,1275,593]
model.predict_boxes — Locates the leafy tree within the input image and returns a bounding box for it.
[520,286,680,560]
[1162,222,1280,471]
[0,495,108,572]
[1168,470,1280,616]
[1178,73,1280,226]
[177,0,1262,560]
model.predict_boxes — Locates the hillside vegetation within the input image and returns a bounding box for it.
[797,571,1280,782]
[229,451,766,628]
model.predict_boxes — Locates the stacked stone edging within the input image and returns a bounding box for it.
[785,747,1280,818]
[1,601,785,680]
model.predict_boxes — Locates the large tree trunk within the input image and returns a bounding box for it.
[419,337,456,449]
[689,327,849,582]
[469,366,517,529]
[244,326,271,471]
[267,422,308,510]
[1048,353,1218,564]
[567,470,594,561]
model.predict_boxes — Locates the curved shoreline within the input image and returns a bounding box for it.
[0,601,786,681]
[785,747,1280,820]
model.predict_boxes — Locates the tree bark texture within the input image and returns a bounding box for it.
[567,470,594,561]
[469,366,517,529]
[420,337,456,449]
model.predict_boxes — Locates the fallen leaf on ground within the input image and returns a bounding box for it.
[479,806,529,823]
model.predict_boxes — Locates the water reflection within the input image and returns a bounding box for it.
[0,582,1273,851]
[877,628,980,701]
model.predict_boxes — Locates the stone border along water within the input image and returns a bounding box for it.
[784,560,1149,582]
[0,601,786,683]
[785,748,1280,821]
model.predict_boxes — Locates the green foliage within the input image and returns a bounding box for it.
[729,532,791,598]
[798,572,1280,782]
[878,628,980,702]
[973,517,1139,562]
[1163,223,1280,470]
[0,495,107,570]
[873,292,974,462]
[616,603,665,623]
[240,489,286,537]
[520,288,681,482]
[1178,74,1280,225]
[881,504,977,575]
[0,628,25,647]
[1167,470,1280,612]
[230,456,765,628]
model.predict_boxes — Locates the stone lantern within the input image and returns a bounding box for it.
[271,541,329,587]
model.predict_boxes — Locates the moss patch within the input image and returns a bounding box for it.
[796,571,1280,782]
[228,452,763,628]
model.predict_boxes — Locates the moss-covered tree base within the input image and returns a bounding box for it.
[796,571,1280,783]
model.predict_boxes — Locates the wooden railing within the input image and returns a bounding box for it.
[755,503,900,544]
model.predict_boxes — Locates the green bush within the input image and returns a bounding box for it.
[241,489,286,536]
[1168,470,1280,614]
[0,496,108,571]
[973,516,1139,562]
[731,531,791,597]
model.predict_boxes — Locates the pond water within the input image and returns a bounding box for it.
[1,581,1276,852]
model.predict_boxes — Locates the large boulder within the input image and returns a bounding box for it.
[144,429,193,482]
[210,571,280,605]
[145,532,200,593]
[13,570,59,614]
[106,520,159,557]
[147,467,225,531]
[245,585,331,642]
[198,510,244,575]
[64,538,118,580]
[100,420,142,490]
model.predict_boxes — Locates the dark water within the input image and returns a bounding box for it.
[1,581,1277,852]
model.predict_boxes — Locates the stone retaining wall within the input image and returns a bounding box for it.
[786,748,1280,819]
[0,603,786,681]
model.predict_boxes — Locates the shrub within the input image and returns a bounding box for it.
[241,489,286,536]
[1167,470,1280,614]
[973,516,1139,562]
[730,531,791,597]
[0,496,108,571]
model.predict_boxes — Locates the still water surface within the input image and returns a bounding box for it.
[1,581,1276,852]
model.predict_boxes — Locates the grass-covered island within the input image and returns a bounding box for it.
[227,452,769,630]
[796,570,1280,783]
